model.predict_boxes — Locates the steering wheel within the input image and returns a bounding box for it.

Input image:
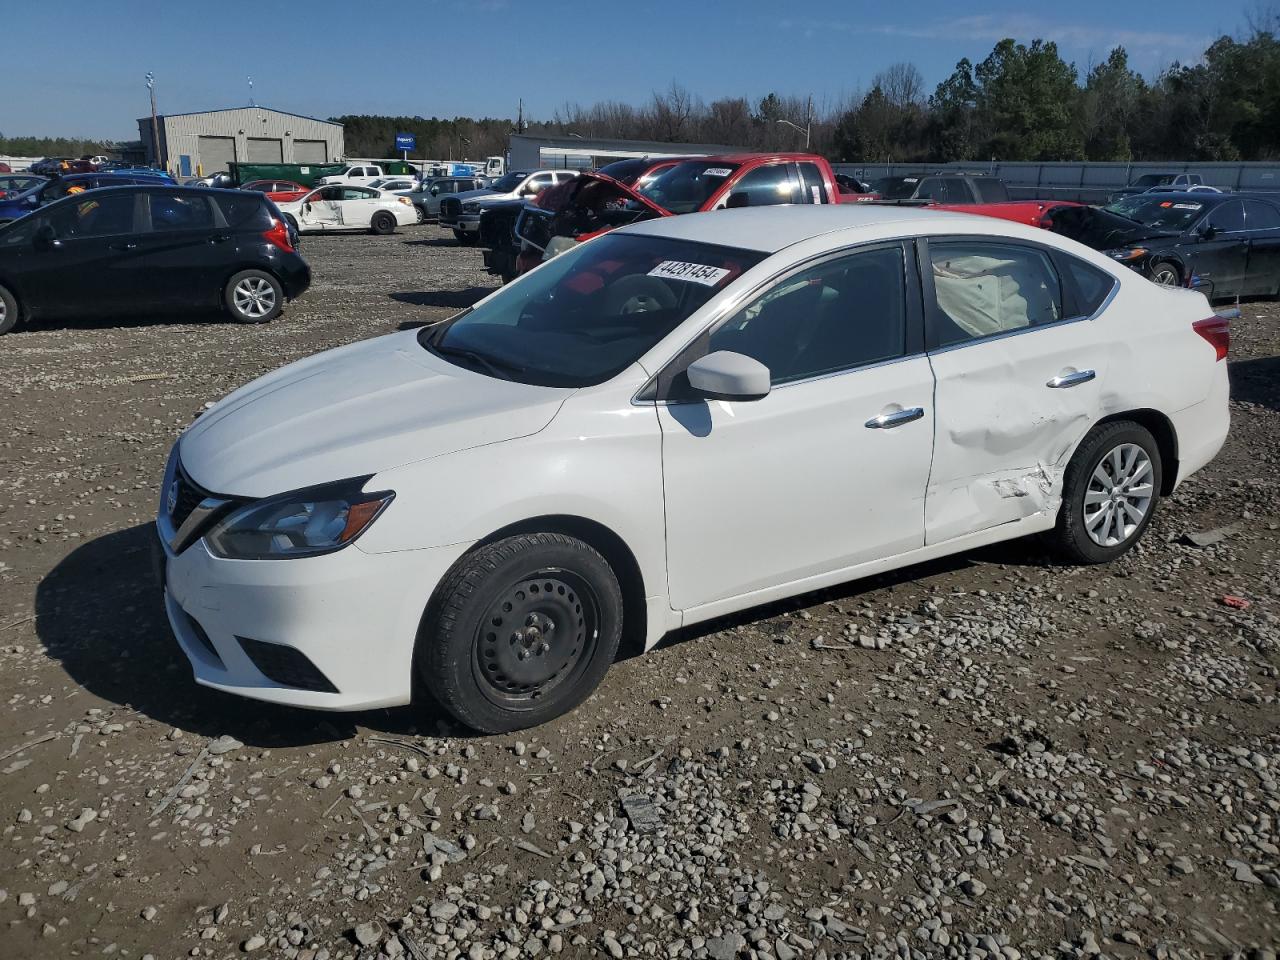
[603,275,678,316]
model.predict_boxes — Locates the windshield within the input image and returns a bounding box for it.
[871,177,921,200]
[422,233,765,387]
[637,161,740,214]
[489,172,526,192]
[1133,174,1175,187]
[1104,195,1205,232]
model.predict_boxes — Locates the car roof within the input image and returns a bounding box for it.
[617,204,1013,253]
[1122,190,1228,203]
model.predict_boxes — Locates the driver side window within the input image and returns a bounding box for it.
[1206,201,1245,233]
[707,246,908,385]
[727,164,799,207]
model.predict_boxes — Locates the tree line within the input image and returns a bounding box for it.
[329,115,513,162]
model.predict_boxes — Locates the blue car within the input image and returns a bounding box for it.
[0,171,176,224]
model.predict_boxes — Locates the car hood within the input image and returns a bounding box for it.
[178,330,571,498]
[1046,205,1178,250]
[453,188,507,204]
[536,171,670,217]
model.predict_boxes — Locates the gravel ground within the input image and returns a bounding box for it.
[0,225,1278,960]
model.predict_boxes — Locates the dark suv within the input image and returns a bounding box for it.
[0,186,310,334]
[871,174,1009,204]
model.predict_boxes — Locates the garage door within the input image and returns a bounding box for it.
[197,136,236,174]
[294,139,328,163]
[247,138,283,163]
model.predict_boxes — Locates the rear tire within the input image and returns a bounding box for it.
[1052,420,1162,564]
[418,533,623,733]
[224,270,283,324]
[371,212,396,235]
[283,214,298,232]
[0,284,18,335]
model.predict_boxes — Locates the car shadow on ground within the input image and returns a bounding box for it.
[401,237,464,248]
[35,524,475,747]
[389,289,492,310]
[635,535,1058,660]
[1230,355,1280,412]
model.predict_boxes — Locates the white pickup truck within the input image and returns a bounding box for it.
[317,164,408,187]
[436,169,578,243]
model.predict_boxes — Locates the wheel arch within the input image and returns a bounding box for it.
[420,514,648,662]
[1094,408,1179,495]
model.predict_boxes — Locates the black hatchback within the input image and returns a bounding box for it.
[0,186,310,334]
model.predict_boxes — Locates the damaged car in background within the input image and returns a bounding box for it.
[1047,192,1280,298]
[479,153,844,283]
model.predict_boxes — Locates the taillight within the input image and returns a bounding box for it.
[1192,316,1230,361]
[263,217,294,253]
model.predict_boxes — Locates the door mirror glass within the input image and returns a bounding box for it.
[725,191,750,209]
[686,351,771,401]
[1199,223,1218,239]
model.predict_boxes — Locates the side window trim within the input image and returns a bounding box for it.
[920,235,1077,353]
[644,239,925,403]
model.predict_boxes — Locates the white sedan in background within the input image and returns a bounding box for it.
[155,205,1230,732]
[275,184,417,235]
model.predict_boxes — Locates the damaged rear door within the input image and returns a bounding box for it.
[921,237,1116,544]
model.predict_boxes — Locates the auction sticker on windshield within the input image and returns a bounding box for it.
[702,168,733,177]
[649,261,732,286]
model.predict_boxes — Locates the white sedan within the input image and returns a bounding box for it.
[275,184,417,235]
[155,205,1230,732]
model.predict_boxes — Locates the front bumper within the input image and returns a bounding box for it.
[154,463,471,710]
[441,215,480,232]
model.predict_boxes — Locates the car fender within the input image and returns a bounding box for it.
[357,367,669,612]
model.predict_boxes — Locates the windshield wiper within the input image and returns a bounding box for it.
[433,342,525,379]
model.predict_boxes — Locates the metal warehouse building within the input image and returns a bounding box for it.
[137,107,345,178]
[509,134,737,171]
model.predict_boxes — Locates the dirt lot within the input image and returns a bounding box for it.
[0,225,1278,960]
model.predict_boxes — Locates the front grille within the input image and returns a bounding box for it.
[169,471,206,531]
[440,197,461,220]
[238,637,339,693]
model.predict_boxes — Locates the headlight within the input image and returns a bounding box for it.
[397,197,412,206]
[462,202,479,213]
[1106,247,1147,262]
[205,477,393,560]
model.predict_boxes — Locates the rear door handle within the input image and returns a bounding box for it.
[110,241,138,252]
[1046,369,1096,388]
[207,234,232,244]
[865,407,925,429]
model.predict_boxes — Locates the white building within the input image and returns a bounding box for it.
[136,106,345,177]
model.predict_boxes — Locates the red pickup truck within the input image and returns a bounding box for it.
[482,153,845,282]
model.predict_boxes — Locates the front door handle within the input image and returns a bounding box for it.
[207,233,232,244]
[110,241,138,252]
[865,407,925,429]
[1046,369,1096,389]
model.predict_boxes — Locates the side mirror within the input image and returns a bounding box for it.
[1199,223,1218,240]
[33,223,61,251]
[431,186,440,195]
[725,191,750,209]
[686,351,770,402]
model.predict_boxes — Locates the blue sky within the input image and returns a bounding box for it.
[3,0,1253,140]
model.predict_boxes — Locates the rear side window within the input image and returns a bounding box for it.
[46,193,137,238]
[1244,200,1280,230]
[213,193,271,230]
[147,193,214,232]
[796,163,829,204]
[1059,256,1117,317]
[928,240,1063,348]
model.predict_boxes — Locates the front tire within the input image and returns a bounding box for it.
[1052,420,1162,564]
[453,229,475,246]
[1148,260,1181,287]
[371,212,396,235]
[224,270,283,324]
[0,284,18,335]
[419,533,624,733]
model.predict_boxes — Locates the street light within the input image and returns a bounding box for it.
[145,72,161,170]
[776,95,814,150]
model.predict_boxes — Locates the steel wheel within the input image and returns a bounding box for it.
[471,569,599,710]
[1150,263,1180,286]
[232,277,276,319]
[1082,442,1155,548]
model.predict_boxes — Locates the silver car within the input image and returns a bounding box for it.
[397,176,489,223]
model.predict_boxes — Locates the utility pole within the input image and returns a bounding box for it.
[248,76,255,108]
[776,94,813,151]
[517,98,524,134]
[146,72,161,170]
